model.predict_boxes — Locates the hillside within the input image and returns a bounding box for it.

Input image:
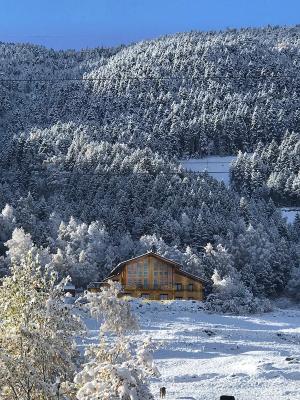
[0,27,300,302]
[230,132,300,206]
[2,26,300,155]
[0,121,298,299]
[2,3,300,397]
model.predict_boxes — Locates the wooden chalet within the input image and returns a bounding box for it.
[88,251,207,301]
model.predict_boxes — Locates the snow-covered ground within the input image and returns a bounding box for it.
[180,156,237,186]
[82,301,300,400]
[281,208,300,224]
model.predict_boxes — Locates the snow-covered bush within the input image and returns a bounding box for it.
[206,269,272,315]
[75,281,159,399]
[0,251,84,399]
[85,280,138,335]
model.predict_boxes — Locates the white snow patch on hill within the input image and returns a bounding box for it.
[281,208,300,224]
[180,156,236,186]
[82,301,300,400]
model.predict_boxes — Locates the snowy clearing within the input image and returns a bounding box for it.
[281,208,300,224]
[180,156,237,186]
[82,301,300,400]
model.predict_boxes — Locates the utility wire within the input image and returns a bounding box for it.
[1,74,300,83]
[181,161,233,163]
[41,170,232,175]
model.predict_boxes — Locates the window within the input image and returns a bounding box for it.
[126,259,149,287]
[175,283,182,291]
[160,294,168,300]
[188,284,193,292]
[127,263,137,286]
[152,258,172,289]
[175,297,183,300]
[138,263,143,276]
[141,293,150,299]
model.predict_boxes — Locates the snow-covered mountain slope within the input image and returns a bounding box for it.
[82,301,300,400]
[181,157,300,224]
[3,26,300,156]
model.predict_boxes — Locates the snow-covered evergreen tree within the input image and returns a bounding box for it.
[0,204,16,251]
[231,132,300,205]
[287,266,300,301]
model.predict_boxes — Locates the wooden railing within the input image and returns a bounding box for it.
[87,282,198,292]
[123,284,196,291]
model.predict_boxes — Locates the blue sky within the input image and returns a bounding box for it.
[1,0,299,49]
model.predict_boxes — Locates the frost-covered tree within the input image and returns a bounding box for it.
[5,227,34,264]
[206,268,271,314]
[74,281,158,399]
[286,266,300,301]
[0,204,16,251]
[0,204,17,276]
[202,243,234,278]
[220,223,294,297]
[52,218,110,287]
[230,132,300,205]
[5,227,52,270]
[0,252,83,400]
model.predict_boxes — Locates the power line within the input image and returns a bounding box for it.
[183,171,230,174]
[1,74,300,83]
[181,161,233,164]
[45,170,231,175]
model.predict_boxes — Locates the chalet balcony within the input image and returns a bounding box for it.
[123,284,196,292]
[124,284,173,291]
[87,282,198,294]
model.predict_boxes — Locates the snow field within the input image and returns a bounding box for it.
[281,208,300,224]
[82,301,300,400]
[180,156,236,186]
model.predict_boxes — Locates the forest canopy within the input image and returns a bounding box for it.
[0,26,300,309]
[2,26,300,156]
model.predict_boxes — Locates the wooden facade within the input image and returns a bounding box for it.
[88,252,207,301]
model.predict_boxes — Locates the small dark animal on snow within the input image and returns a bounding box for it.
[160,387,166,398]
[220,396,235,400]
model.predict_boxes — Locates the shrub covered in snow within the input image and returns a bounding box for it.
[0,251,84,400]
[74,281,159,399]
[206,269,272,315]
